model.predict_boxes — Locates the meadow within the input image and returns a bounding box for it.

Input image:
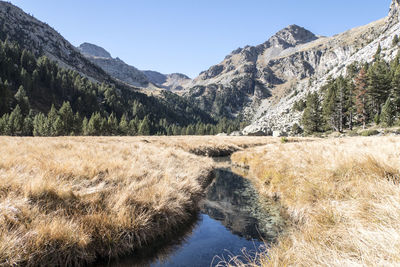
[0,136,275,266]
[1,136,399,266]
[231,136,400,266]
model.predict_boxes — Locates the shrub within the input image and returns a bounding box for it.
[361,129,380,136]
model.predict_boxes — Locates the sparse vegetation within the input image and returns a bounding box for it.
[231,137,400,266]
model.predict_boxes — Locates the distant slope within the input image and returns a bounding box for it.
[0,1,111,83]
[78,42,150,87]
[143,70,191,91]
[0,1,215,132]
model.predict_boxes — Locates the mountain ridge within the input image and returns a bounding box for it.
[184,0,398,134]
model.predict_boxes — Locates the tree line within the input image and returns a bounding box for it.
[0,38,245,136]
[297,41,400,135]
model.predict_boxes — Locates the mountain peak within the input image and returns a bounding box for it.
[78,43,112,58]
[388,0,400,26]
[269,24,317,48]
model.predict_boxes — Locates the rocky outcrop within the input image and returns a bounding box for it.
[186,1,398,134]
[79,42,112,58]
[78,43,149,87]
[143,71,191,91]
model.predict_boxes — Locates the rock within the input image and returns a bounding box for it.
[184,0,396,131]
[78,43,149,87]
[143,71,192,91]
[79,42,112,58]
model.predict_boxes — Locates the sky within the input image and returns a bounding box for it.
[8,0,392,78]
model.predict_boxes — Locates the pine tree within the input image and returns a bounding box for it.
[47,104,59,136]
[14,86,30,116]
[393,35,399,47]
[354,68,369,129]
[119,114,129,135]
[87,112,103,136]
[138,116,151,136]
[82,117,89,136]
[374,44,382,61]
[8,105,23,136]
[22,110,34,136]
[367,60,391,114]
[301,92,322,134]
[381,97,396,127]
[33,113,48,136]
[58,101,74,135]
[107,113,119,135]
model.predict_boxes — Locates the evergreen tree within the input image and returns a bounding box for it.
[107,113,119,135]
[33,113,48,136]
[393,35,399,47]
[22,110,34,136]
[14,86,30,116]
[381,97,396,127]
[47,104,59,136]
[119,114,129,135]
[301,92,322,134]
[367,60,391,115]
[87,112,103,136]
[354,68,369,129]
[8,105,23,136]
[58,101,74,135]
[82,117,89,136]
[138,116,151,135]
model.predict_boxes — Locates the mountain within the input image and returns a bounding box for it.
[143,71,191,91]
[0,1,215,135]
[185,0,400,134]
[79,43,192,91]
[78,42,150,87]
[0,1,112,83]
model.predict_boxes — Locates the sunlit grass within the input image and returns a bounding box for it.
[231,136,400,266]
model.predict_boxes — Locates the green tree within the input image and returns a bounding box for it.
[58,101,74,135]
[301,92,322,134]
[107,113,119,135]
[33,113,48,136]
[381,97,396,127]
[119,114,129,135]
[138,116,151,135]
[8,105,23,136]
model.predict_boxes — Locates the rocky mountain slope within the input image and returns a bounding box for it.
[79,43,192,91]
[186,0,400,134]
[78,42,150,87]
[0,1,215,130]
[143,70,191,91]
[0,1,112,83]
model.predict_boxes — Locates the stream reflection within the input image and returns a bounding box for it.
[102,160,284,267]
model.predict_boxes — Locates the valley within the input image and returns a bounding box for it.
[1,0,400,266]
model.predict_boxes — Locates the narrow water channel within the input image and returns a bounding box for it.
[104,158,284,267]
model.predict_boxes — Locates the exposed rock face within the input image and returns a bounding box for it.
[0,1,110,82]
[143,71,192,91]
[186,1,398,134]
[79,42,111,58]
[78,43,149,87]
[388,0,400,26]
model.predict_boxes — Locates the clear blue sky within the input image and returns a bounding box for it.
[8,0,392,78]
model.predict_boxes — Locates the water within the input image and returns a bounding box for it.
[104,161,284,267]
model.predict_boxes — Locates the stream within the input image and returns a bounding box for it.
[104,157,284,267]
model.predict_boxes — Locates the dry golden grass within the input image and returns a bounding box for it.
[0,136,283,266]
[231,136,400,266]
[0,136,219,266]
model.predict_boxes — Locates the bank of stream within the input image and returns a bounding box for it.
[102,156,285,267]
